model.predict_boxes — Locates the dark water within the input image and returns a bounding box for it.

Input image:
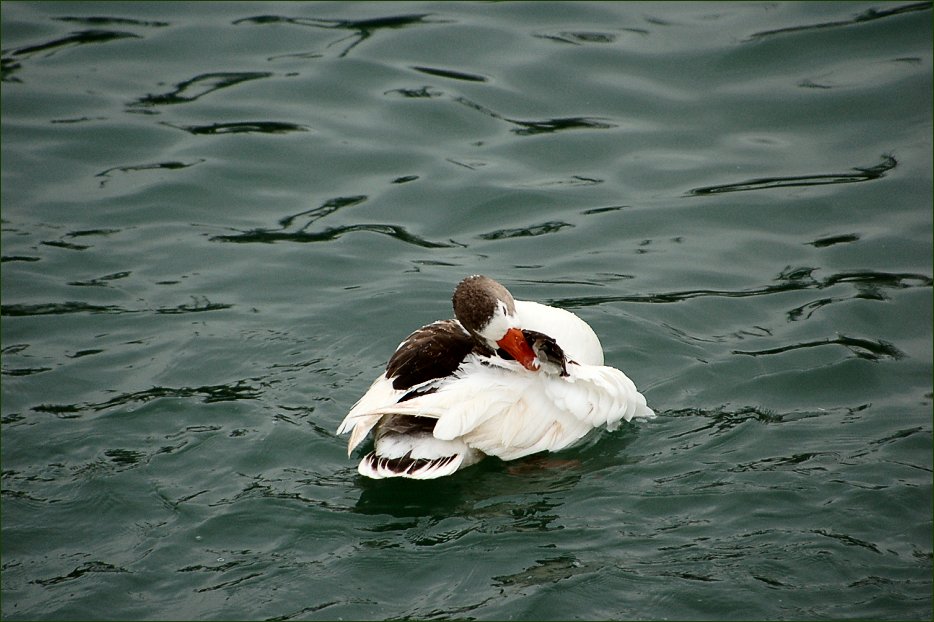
[2,1,931,619]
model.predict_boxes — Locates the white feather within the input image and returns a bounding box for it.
[339,355,654,466]
[335,291,654,479]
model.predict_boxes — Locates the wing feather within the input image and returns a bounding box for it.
[336,319,480,454]
[337,313,654,471]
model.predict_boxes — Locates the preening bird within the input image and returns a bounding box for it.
[337,275,654,479]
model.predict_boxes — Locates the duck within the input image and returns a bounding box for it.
[336,275,654,479]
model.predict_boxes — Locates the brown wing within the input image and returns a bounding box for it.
[385,320,484,391]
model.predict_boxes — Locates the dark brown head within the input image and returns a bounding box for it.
[451,275,539,371]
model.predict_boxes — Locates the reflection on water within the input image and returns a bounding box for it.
[353,456,583,522]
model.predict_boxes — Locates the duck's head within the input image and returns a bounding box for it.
[452,275,540,371]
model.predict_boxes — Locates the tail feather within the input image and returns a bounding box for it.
[358,451,466,479]
[353,414,485,479]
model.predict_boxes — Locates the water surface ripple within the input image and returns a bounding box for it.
[2,2,931,620]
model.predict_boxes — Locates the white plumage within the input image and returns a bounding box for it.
[336,275,654,479]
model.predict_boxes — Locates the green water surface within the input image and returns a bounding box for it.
[2,1,931,620]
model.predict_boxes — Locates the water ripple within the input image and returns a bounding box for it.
[665,406,787,439]
[478,221,573,240]
[0,57,21,82]
[384,87,618,137]
[1,297,232,317]
[154,297,233,315]
[412,65,487,82]
[212,195,457,248]
[554,266,932,308]
[232,13,442,58]
[6,30,141,59]
[534,30,649,45]
[384,85,443,99]
[32,560,128,587]
[41,239,90,251]
[130,72,273,107]
[807,233,861,248]
[161,121,309,135]
[745,2,931,42]
[2,302,126,316]
[510,117,616,136]
[2,366,52,377]
[276,195,366,229]
[812,529,882,555]
[452,95,617,136]
[732,335,904,361]
[732,451,841,474]
[67,271,132,287]
[213,224,456,248]
[32,380,263,418]
[54,16,170,28]
[96,160,205,188]
[493,554,587,588]
[688,155,897,196]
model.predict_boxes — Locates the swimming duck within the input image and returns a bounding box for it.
[336,275,654,479]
